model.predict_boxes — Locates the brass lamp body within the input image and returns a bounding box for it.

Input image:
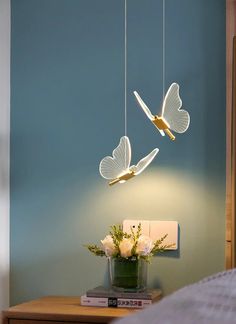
[152,116,175,141]
[109,171,135,186]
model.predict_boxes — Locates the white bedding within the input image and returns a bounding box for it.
[113,269,236,324]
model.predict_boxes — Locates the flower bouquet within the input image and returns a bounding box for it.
[85,224,172,291]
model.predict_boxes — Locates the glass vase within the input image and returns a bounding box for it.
[109,257,147,292]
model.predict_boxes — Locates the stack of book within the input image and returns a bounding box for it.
[81,286,162,309]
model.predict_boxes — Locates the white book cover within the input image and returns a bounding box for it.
[81,295,152,309]
[81,295,108,307]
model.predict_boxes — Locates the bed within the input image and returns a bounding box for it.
[113,269,236,324]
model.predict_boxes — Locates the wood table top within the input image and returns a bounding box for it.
[2,296,138,324]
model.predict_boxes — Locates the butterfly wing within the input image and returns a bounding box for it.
[99,136,131,179]
[161,83,190,133]
[131,148,159,176]
[133,91,155,121]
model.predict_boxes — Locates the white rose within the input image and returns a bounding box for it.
[136,235,154,256]
[119,238,134,258]
[101,235,117,257]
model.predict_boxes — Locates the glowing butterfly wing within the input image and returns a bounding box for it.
[131,148,159,176]
[133,91,155,121]
[162,83,190,133]
[99,136,131,179]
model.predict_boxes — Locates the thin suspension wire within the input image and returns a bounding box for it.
[124,0,127,137]
[162,0,165,101]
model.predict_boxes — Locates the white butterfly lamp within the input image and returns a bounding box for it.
[99,136,159,186]
[133,83,190,141]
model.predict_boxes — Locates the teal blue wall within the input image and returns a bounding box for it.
[10,0,226,305]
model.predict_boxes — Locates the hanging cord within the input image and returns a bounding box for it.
[162,0,165,101]
[124,0,127,138]
[124,0,128,166]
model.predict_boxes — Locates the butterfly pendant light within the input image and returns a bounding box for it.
[99,136,158,186]
[134,0,190,141]
[99,0,191,186]
[99,0,159,186]
[134,83,190,141]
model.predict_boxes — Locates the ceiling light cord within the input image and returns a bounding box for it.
[124,0,127,138]
[124,0,127,164]
[162,0,165,102]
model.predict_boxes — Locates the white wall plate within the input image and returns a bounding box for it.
[149,221,178,250]
[123,219,150,236]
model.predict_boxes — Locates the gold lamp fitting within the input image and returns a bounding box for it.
[109,171,135,186]
[152,116,175,141]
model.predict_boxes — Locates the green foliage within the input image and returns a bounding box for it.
[84,223,173,262]
[152,234,174,254]
[84,244,105,257]
[131,222,142,255]
[109,224,131,249]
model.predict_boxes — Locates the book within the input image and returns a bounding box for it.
[86,286,162,300]
[80,295,155,308]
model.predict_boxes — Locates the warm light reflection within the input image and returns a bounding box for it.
[70,168,223,230]
[61,166,225,300]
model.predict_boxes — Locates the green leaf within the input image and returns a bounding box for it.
[84,244,105,257]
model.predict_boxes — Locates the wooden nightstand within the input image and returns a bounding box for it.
[2,296,139,324]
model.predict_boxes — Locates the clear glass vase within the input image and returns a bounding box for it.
[109,257,147,292]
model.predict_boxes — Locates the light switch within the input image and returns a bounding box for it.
[123,219,150,236]
[149,221,178,250]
